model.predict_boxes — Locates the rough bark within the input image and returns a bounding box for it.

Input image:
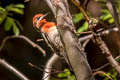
[48,0,95,80]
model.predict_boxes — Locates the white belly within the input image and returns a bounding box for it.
[47,26,63,50]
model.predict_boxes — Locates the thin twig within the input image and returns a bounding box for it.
[89,19,120,74]
[42,53,59,80]
[36,39,44,42]
[105,0,120,30]
[24,0,29,2]
[0,35,46,56]
[79,26,119,42]
[0,58,29,80]
[92,55,120,71]
[28,62,52,80]
[77,31,92,35]
[71,0,90,21]
[83,0,89,7]
[82,39,90,48]
[28,61,65,74]
[93,71,113,80]
[44,0,55,15]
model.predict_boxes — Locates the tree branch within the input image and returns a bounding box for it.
[79,26,119,42]
[0,35,46,56]
[89,19,120,74]
[0,58,29,80]
[93,71,113,80]
[50,0,95,80]
[105,0,120,30]
[42,54,59,80]
[92,55,120,71]
[71,0,90,21]
[44,0,54,15]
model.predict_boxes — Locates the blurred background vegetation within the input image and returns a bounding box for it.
[0,3,24,35]
[0,0,120,80]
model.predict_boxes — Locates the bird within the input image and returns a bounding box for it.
[33,13,73,70]
[33,13,64,56]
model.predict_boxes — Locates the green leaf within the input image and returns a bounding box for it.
[77,21,88,35]
[6,4,24,15]
[106,72,111,76]
[5,4,14,11]
[0,7,5,12]
[4,17,13,31]
[0,17,1,22]
[100,10,112,21]
[104,77,109,80]
[108,18,114,24]
[13,22,20,36]
[9,7,24,15]
[0,8,8,24]
[14,4,25,9]
[100,9,114,24]
[101,9,110,14]
[57,69,71,78]
[71,75,76,80]
[64,69,71,76]
[67,75,75,80]
[73,13,84,23]
[101,14,112,21]
[15,19,23,30]
[57,72,68,78]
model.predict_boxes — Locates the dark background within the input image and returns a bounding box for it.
[0,0,120,80]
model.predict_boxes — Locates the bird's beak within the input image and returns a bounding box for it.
[39,13,49,21]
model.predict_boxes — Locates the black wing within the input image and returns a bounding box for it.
[41,32,62,56]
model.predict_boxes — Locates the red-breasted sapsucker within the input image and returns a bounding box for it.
[33,13,67,58]
[33,13,72,69]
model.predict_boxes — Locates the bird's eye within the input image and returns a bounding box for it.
[36,17,40,20]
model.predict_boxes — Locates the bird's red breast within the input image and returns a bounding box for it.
[41,22,56,32]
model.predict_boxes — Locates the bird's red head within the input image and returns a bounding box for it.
[33,13,47,29]
[33,13,56,32]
